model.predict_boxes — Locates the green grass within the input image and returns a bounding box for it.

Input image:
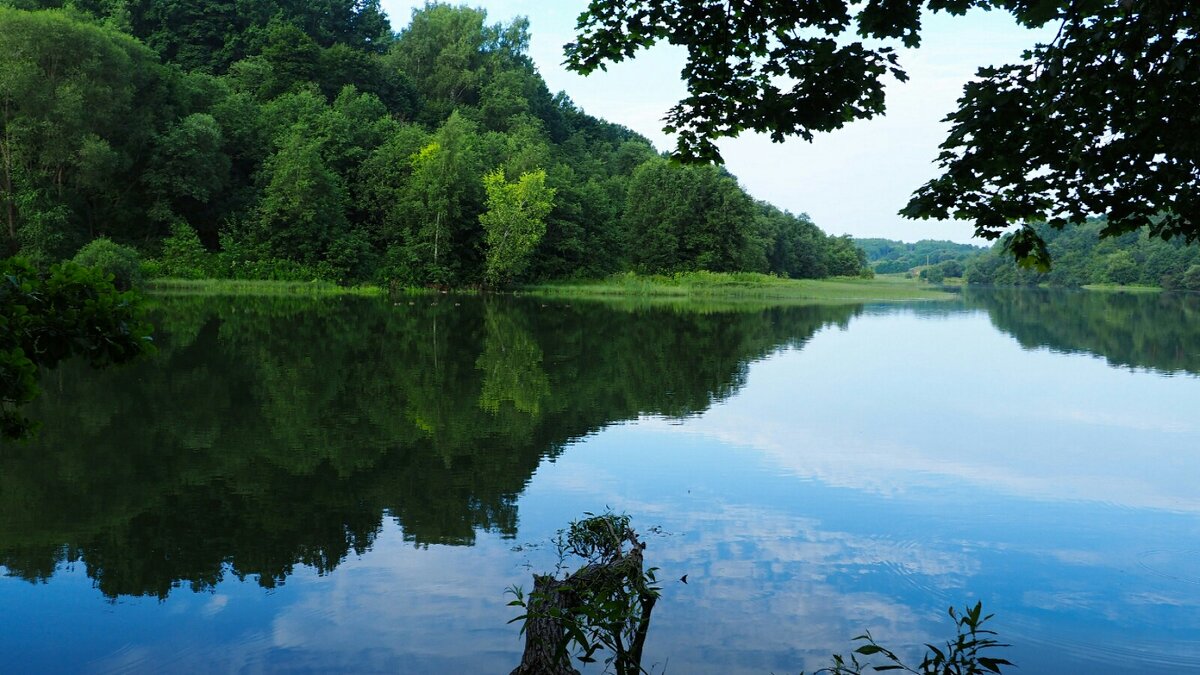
[147,278,385,297]
[1081,283,1163,293]
[146,272,955,305]
[523,271,952,304]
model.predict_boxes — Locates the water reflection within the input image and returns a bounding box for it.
[964,287,1200,376]
[3,289,1199,674]
[1,295,860,598]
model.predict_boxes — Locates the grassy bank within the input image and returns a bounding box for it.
[523,271,953,303]
[1081,283,1163,293]
[145,273,955,304]
[147,278,385,297]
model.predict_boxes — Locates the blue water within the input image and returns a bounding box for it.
[2,291,1199,673]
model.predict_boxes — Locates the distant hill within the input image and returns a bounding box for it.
[854,239,987,274]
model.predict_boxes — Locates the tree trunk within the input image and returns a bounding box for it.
[510,575,580,675]
[511,530,655,675]
[2,105,16,253]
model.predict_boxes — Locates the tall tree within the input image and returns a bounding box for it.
[255,132,349,264]
[404,111,481,283]
[479,168,555,285]
[388,3,533,125]
[0,8,163,259]
[622,158,754,274]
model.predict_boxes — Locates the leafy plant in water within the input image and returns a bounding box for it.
[806,602,1013,675]
[508,511,661,674]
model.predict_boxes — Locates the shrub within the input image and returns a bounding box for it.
[72,238,143,290]
[1183,264,1200,292]
[158,222,209,279]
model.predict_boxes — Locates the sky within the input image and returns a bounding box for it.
[380,1,1053,244]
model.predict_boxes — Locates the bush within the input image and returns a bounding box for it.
[326,229,376,282]
[211,230,339,282]
[72,238,143,290]
[921,266,946,284]
[1101,251,1139,285]
[806,602,1013,675]
[1183,264,1200,292]
[157,222,210,279]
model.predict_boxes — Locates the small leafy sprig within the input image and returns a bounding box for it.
[808,602,1013,675]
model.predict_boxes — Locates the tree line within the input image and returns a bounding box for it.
[964,221,1200,290]
[854,238,986,276]
[0,2,871,286]
[565,0,1200,269]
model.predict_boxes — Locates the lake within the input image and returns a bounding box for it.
[3,288,1199,674]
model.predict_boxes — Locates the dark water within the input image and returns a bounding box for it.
[2,289,1199,673]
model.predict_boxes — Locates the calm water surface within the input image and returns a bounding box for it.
[2,289,1199,674]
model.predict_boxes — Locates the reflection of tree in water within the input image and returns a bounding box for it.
[477,303,552,416]
[965,288,1200,376]
[0,295,861,598]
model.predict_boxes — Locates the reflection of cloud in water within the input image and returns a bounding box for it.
[202,594,230,617]
[1024,406,1193,434]
[526,468,979,673]
[168,498,970,674]
[266,535,524,672]
[640,510,967,674]
[639,410,1200,514]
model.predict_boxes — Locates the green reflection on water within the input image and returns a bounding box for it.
[1,294,861,599]
[963,288,1200,376]
[3,288,1196,601]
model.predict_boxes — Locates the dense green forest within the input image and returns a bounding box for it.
[965,221,1200,289]
[854,238,986,275]
[0,2,869,286]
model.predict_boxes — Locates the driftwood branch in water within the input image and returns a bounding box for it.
[511,517,658,675]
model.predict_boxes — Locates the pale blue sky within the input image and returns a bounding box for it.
[381,2,1052,244]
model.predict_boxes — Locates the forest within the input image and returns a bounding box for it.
[854,238,986,275]
[855,223,1200,290]
[0,1,870,287]
[964,221,1200,290]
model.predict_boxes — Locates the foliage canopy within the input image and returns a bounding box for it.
[0,2,873,284]
[568,0,1200,265]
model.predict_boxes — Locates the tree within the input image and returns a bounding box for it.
[1102,251,1139,285]
[567,1,1200,265]
[388,4,533,125]
[480,168,555,285]
[158,221,210,278]
[256,20,322,99]
[0,257,152,440]
[1183,265,1200,292]
[71,237,143,290]
[145,112,231,233]
[824,235,869,277]
[0,8,164,257]
[621,158,755,274]
[403,111,482,283]
[255,133,349,265]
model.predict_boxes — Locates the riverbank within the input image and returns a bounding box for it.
[147,278,384,297]
[146,273,954,303]
[1080,283,1163,293]
[523,272,953,303]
